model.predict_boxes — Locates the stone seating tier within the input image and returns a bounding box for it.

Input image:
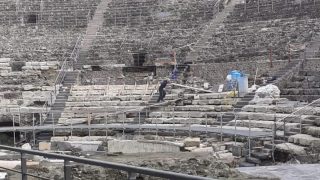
[0,0,100,26]
[82,0,219,66]
[190,18,319,63]
[0,27,83,62]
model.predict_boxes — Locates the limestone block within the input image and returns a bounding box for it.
[306,127,320,137]
[67,141,102,151]
[232,145,243,157]
[39,142,51,151]
[216,152,234,164]
[254,106,268,113]
[242,105,255,112]
[0,63,10,67]
[58,118,88,125]
[21,143,31,150]
[192,147,213,152]
[199,93,226,100]
[40,66,49,70]
[22,66,33,71]
[189,112,205,118]
[0,58,11,63]
[184,137,200,147]
[288,134,320,146]
[31,62,40,66]
[51,136,68,142]
[46,61,59,66]
[0,72,9,77]
[208,99,224,105]
[238,112,249,120]
[39,62,47,66]
[68,136,107,141]
[275,143,306,155]
[108,140,180,154]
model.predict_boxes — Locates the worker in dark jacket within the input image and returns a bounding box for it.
[157,80,168,102]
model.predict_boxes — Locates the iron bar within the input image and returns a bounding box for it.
[21,153,27,180]
[0,145,212,180]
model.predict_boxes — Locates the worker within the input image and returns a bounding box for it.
[171,67,179,80]
[157,80,168,103]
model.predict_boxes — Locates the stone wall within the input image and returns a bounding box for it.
[108,140,181,154]
[0,26,83,62]
[302,58,320,71]
[0,0,100,27]
[83,0,221,66]
[190,60,290,87]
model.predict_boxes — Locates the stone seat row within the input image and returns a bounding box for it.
[67,94,178,102]
[229,120,299,131]
[65,100,148,107]
[71,85,157,91]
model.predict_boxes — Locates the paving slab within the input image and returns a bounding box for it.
[237,164,320,180]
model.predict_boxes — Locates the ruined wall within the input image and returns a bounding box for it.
[191,60,290,87]
[83,0,221,66]
[302,58,320,71]
[1,0,100,27]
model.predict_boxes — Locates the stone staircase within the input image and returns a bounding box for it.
[185,0,240,63]
[37,0,112,142]
[76,0,112,69]
[44,71,79,125]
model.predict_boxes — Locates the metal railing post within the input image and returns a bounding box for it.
[64,160,72,180]
[12,114,16,147]
[248,118,252,158]
[105,115,108,138]
[156,116,159,138]
[188,112,191,137]
[172,108,176,137]
[220,113,223,142]
[234,113,237,145]
[283,118,286,139]
[205,114,208,136]
[299,114,302,134]
[52,112,55,137]
[21,152,27,180]
[138,112,141,137]
[122,112,126,137]
[71,116,73,138]
[272,115,276,162]
[33,113,35,145]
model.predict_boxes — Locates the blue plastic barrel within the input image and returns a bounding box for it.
[230,70,242,80]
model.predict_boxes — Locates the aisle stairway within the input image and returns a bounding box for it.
[186,0,240,63]
[38,0,113,142]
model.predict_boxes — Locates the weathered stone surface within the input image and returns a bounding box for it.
[39,142,51,151]
[183,137,201,147]
[191,147,213,152]
[288,134,320,147]
[108,140,181,154]
[306,126,320,137]
[275,143,306,155]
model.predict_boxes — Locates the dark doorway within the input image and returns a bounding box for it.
[27,14,37,23]
[132,52,147,66]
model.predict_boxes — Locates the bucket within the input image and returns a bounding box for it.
[228,70,248,97]
[230,70,241,80]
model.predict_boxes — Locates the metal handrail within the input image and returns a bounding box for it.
[0,145,213,180]
[41,35,83,123]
